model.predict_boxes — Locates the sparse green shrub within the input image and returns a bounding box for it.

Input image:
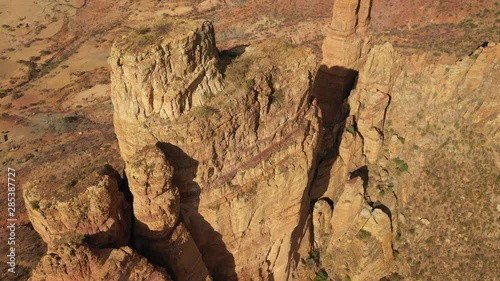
[196,105,219,118]
[226,56,252,85]
[309,249,320,262]
[62,116,79,123]
[30,200,40,210]
[393,157,409,174]
[11,92,23,100]
[135,26,151,35]
[387,183,395,193]
[393,251,400,261]
[358,229,371,239]
[281,38,294,50]
[270,89,285,105]
[302,256,315,269]
[314,269,328,281]
[459,18,477,29]
[65,179,78,189]
[18,59,39,80]
[246,79,255,89]
[154,22,171,33]
[346,124,356,134]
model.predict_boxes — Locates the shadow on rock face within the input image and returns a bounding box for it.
[219,44,249,75]
[158,142,238,281]
[287,64,359,274]
[308,65,359,199]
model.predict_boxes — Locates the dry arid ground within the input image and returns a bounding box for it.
[0,0,498,280]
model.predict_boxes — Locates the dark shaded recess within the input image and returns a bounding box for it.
[350,165,394,233]
[468,41,488,56]
[350,165,369,191]
[96,164,175,277]
[380,272,404,281]
[85,164,132,250]
[318,197,334,211]
[308,65,359,200]
[287,64,359,274]
[157,142,238,281]
[218,45,248,74]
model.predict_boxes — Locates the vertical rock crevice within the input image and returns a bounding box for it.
[308,0,400,280]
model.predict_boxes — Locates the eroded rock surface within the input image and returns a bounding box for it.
[22,2,499,280]
[23,168,131,251]
[109,18,321,280]
[30,244,171,281]
[321,0,372,70]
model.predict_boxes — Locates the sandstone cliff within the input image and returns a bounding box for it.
[30,244,172,281]
[309,2,499,277]
[109,18,321,280]
[321,0,372,70]
[22,1,499,280]
[23,166,173,280]
[23,168,131,251]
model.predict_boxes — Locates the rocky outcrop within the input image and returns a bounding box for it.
[109,19,321,280]
[379,44,500,280]
[23,167,172,280]
[311,43,399,281]
[30,244,171,281]
[321,0,372,71]
[310,1,400,279]
[127,144,209,281]
[111,19,223,123]
[20,1,499,280]
[23,169,131,251]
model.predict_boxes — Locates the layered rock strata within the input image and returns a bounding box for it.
[321,0,372,70]
[23,169,131,251]
[109,18,321,280]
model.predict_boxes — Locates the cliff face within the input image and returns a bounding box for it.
[23,169,132,251]
[311,43,399,281]
[23,167,170,280]
[310,0,499,277]
[321,0,372,70]
[30,244,172,281]
[22,1,499,280]
[109,18,320,280]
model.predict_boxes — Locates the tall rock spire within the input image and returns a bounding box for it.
[321,0,372,70]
